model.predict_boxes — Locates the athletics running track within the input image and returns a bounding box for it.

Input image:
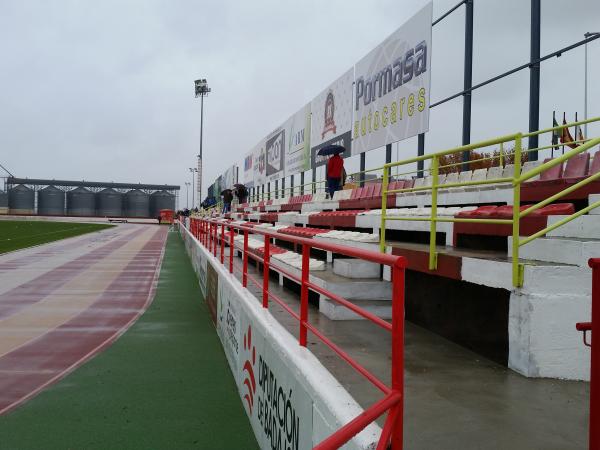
[0,223,167,415]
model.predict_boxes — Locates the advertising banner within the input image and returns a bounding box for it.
[310,68,354,168]
[252,139,267,187]
[217,281,241,384]
[284,104,312,176]
[351,2,432,155]
[221,165,238,190]
[238,310,313,450]
[264,125,286,182]
[206,263,219,325]
[243,150,254,187]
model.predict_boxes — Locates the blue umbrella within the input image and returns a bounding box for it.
[317,144,346,156]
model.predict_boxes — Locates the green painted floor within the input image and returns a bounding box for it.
[0,231,259,450]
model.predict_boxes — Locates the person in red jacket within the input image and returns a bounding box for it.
[326,153,344,198]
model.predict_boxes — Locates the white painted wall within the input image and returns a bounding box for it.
[179,223,381,449]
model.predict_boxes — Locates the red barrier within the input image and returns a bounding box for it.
[579,258,600,450]
[188,217,407,449]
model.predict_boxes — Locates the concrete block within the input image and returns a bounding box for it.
[589,194,600,214]
[515,236,600,267]
[508,291,591,380]
[547,215,600,239]
[319,298,391,320]
[333,258,380,279]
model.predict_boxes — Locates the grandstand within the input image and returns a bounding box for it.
[195,118,600,382]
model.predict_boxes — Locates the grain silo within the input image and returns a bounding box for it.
[66,187,95,216]
[8,185,35,214]
[150,190,175,217]
[0,191,7,214]
[97,188,123,217]
[37,186,65,216]
[125,189,150,217]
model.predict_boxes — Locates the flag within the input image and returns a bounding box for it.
[551,111,560,155]
[560,113,577,150]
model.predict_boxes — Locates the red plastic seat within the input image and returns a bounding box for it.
[404,179,415,189]
[350,187,362,199]
[362,184,375,199]
[589,155,600,175]
[564,153,590,179]
[538,203,575,215]
[456,205,498,218]
[540,158,564,181]
[372,183,382,198]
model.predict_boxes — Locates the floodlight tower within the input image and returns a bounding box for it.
[194,78,211,209]
[189,167,197,209]
[184,181,191,208]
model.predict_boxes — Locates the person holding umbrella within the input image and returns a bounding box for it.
[234,183,248,204]
[318,144,346,198]
[221,188,233,214]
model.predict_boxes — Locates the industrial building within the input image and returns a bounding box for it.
[2,177,178,218]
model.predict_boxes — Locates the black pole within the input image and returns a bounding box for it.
[461,0,474,171]
[385,143,393,180]
[312,168,316,193]
[290,174,294,196]
[528,0,541,161]
[300,172,304,194]
[360,153,366,186]
[417,133,425,178]
[281,177,285,198]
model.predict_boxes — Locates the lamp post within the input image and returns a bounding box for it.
[189,167,197,208]
[194,78,211,209]
[585,32,600,138]
[184,181,191,209]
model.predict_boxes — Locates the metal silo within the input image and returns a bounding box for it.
[8,185,35,214]
[67,186,95,216]
[0,190,7,214]
[97,188,123,217]
[38,186,65,216]
[125,189,150,217]
[150,190,175,217]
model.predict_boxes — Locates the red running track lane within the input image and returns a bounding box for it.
[0,226,148,320]
[0,226,168,415]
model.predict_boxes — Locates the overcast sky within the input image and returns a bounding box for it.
[1,0,599,205]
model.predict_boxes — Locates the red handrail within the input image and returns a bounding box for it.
[579,258,600,450]
[188,217,407,449]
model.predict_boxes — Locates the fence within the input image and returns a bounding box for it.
[379,117,600,287]
[189,217,407,449]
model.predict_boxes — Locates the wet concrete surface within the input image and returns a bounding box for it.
[226,248,589,449]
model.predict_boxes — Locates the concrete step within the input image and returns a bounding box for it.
[319,298,391,320]
[333,258,380,279]
[516,235,600,267]
[546,214,600,239]
[589,194,600,215]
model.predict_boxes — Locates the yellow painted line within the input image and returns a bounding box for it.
[0,227,157,358]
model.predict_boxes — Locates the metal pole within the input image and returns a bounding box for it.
[191,170,195,209]
[360,153,366,187]
[528,0,541,161]
[198,94,204,207]
[461,0,474,171]
[585,36,589,138]
[417,133,425,178]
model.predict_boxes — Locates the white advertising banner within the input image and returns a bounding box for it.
[221,165,238,190]
[252,139,267,187]
[264,125,286,183]
[310,68,354,168]
[238,310,313,450]
[243,150,254,187]
[352,2,432,155]
[284,104,311,176]
[217,281,241,384]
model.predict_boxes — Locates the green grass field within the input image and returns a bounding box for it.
[0,220,114,254]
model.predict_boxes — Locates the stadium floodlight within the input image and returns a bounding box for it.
[189,167,197,209]
[194,78,210,210]
[184,181,191,209]
[584,32,600,137]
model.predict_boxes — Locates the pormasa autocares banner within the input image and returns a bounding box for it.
[352,2,432,155]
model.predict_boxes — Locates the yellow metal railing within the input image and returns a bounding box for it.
[379,116,600,287]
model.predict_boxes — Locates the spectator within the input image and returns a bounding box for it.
[235,184,248,204]
[326,153,344,198]
[221,189,233,213]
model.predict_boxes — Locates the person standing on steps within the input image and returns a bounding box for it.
[326,152,344,198]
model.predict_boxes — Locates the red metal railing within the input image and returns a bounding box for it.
[188,217,407,449]
[577,258,599,450]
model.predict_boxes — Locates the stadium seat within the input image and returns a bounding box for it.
[563,153,590,179]
[540,158,564,181]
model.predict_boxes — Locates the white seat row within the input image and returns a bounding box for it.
[318,230,379,243]
[359,206,477,216]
